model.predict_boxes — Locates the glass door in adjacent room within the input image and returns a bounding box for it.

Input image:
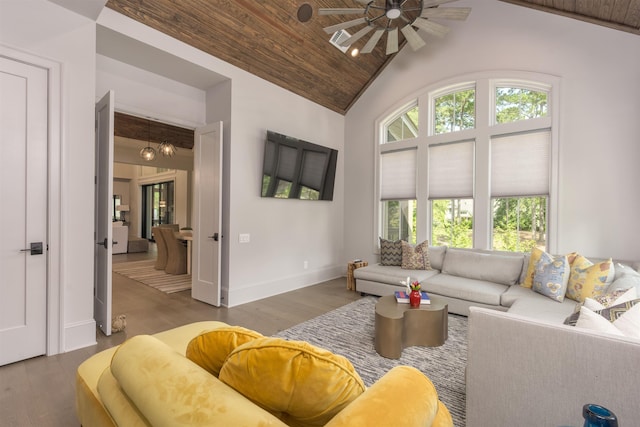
[141,181,175,240]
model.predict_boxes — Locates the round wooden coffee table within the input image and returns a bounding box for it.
[374,294,448,359]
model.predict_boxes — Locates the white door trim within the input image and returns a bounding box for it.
[0,44,63,356]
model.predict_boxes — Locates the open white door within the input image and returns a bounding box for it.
[94,91,114,335]
[192,122,223,306]
[0,56,48,365]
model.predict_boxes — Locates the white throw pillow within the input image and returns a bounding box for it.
[575,307,624,336]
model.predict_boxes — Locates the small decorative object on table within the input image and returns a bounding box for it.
[401,276,423,308]
[582,404,618,427]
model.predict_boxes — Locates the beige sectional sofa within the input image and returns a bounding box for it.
[354,246,639,322]
[354,245,640,426]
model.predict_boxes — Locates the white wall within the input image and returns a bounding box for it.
[344,0,640,263]
[98,9,346,307]
[1,0,97,351]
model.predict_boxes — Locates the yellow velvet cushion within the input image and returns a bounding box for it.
[324,366,451,427]
[219,337,366,427]
[109,335,288,427]
[566,254,615,302]
[186,326,263,377]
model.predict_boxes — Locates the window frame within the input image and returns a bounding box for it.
[373,71,560,254]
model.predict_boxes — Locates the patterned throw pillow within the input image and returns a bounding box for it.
[532,252,569,302]
[564,287,636,326]
[379,237,403,266]
[565,254,615,302]
[522,249,578,289]
[401,240,431,270]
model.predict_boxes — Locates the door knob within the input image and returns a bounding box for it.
[96,238,108,249]
[20,242,43,255]
[208,233,222,241]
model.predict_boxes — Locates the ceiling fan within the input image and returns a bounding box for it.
[319,0,471,55]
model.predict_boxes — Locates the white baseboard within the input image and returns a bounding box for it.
[63,319,97,352]
[224,264,344,307]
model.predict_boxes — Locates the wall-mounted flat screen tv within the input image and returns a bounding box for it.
[261,131,338,201]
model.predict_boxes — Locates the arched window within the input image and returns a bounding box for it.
[376,73,558,252]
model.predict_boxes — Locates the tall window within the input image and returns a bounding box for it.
[491,85,550,251]
[376,73,556,252]
[379,104,418,243]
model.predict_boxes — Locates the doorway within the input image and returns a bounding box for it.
[141,181,175,240]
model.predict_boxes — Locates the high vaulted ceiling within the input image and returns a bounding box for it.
[104,0,640,115]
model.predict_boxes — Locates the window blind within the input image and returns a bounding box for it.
[491,130,550,197]
[428,141,474,199]
[380,148,416,200]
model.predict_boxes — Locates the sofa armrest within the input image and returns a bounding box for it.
[467,307,640,426]
[107,335,288,427]
[325,366,452,427]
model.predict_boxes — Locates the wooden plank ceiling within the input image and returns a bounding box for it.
[105,1,639,116]
[498,0,640,36]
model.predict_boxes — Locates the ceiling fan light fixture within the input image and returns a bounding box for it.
[386,2,402,19]
[319,0,471,56]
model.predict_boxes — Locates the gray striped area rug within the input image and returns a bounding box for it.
[112,260,191,294]
[275,296,467,427]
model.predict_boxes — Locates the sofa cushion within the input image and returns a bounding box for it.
[186,326,263,377]
[441,248,524,286]
[401,240,431,270]
[428,246,447,270]
[532,252,569,302]
[219,337,366,427]
[108,335,287,427]
[507,290,577,323]
[425,273,507,306]
[565,255,615,303]
[354,264,440,286]
[379,238,403,266]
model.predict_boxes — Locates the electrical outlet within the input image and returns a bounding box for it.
[239,233,250,243]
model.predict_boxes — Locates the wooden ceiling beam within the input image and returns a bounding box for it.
[114,112,194,150]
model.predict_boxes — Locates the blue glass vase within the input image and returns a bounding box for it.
[583,404,618,427]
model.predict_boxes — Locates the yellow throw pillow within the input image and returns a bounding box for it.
[186,326,263,377]
[521,247,544,288]
[219,337,365,427]
[566,254,615,302]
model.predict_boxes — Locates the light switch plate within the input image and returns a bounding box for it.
[239,233,250,243]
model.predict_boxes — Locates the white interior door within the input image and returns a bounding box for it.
[0,56,48,365]
[94,91,114,336]
[192,122,223,306]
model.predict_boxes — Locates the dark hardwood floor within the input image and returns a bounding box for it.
[0,246,362,426]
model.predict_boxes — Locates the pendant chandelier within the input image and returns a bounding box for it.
[138,119,177,161]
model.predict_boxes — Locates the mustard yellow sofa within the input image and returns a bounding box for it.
[76,321,453,427]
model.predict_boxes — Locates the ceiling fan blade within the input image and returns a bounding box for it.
[412,18,451,38]
[422,0,460,7]
[355,0,373,5]
[340,25,374,47]
[318,8,366,15]
[421,7,471,20]
[360,28,385,53]
[323,17,367,34]
[400,25,426,51]
[386,28,399,55]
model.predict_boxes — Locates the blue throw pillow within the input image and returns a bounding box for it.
[532,252,569,302]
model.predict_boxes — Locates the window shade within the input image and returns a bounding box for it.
[491,130,550,197]
[428,141,474,199]
[380,148,416,200]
